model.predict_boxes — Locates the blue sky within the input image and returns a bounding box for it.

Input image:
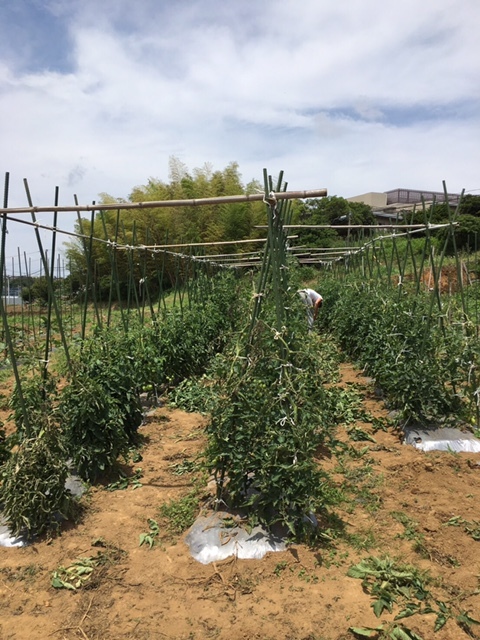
[1,0,479,272]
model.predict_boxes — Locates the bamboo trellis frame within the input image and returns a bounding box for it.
[2,182,457,270]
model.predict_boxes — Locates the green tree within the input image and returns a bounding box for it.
[459,194,480,217]
[64,160,267,300]
[295,196,375,247]
[436,214,480,254]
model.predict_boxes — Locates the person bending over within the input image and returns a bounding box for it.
[298,288,323,330]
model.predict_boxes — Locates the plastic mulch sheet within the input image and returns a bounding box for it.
[0,519,27,547]
[185,511,288,564]
[404,426,480,453]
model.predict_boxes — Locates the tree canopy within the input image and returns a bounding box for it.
[65,159,270,298]
[295,196,376,247]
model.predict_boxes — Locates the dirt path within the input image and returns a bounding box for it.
[1,364,480,640]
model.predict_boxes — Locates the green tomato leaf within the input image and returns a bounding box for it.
[51,576,65,589]
[373,598,389,617]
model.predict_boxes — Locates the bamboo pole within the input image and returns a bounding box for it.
[17,247,25,346]
[0,172,31,436]
[291,250,359,256]
[0,172,8,300]
[228,262,264,268]
[24,179,71,370]
[43,186,59,386]
[157,231,168,314]
[444,182,468,325]
[255,224,454,230]
[0,189,328,215]
[297,259,337,264]
[194,251,261,259]
[203,255,262,263]
[288,246,363,252]
[144,227,157,321]
[23,251,37,344]
[121,221,141,322]
[116,236,298,250]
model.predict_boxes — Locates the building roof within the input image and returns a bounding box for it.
[384,188,461,206]
[347,188,462,216]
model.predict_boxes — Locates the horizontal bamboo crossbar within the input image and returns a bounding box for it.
[288,246,361,252]
[255,223,456,230]
[0,189,327,215]
[118,236,298,250]
[228,262,263,268]
[294,251,356,256]
[194,251,261,259]
[202,255,261,262]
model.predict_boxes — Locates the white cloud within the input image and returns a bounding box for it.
[0,0,479,269]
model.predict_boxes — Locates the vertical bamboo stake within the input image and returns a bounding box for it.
[0,172,31,435]
[100,210,126,330]
[138,228,156,322]
[404,208,418,291]
[370,241,381,280]
[56,253,60,323]
[364,245,373,279]
[121,220,140,323]
[421,197,443,317]
[17,248,26,347]
[131,222,144,321]
[24,252,36,345]
[185,246,193,311]
[248,228,271,347]
[113,210,126,329]
[408,232,419,291]
[0,173,8,303]
[74,199,100,338]
[154,243,166,315]
[475,232,479,337]
[24,178,71,370]
[99,211,114,327]
[173,253,183,315]
[415,225,429,295]
[67,256,74,340]
[87,208,102,328]
[421,198,453,351]
[443,182,468,326]
[155,232,170,315]
[42,186,60,386]
[265,170,285,333]
[10,257,16,339]
[379,239,391,284]
[392,234,403,282]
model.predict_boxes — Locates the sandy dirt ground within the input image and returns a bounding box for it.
[1,364,480,640]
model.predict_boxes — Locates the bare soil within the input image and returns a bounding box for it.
[1,364,480,640]
[396,263,478,294]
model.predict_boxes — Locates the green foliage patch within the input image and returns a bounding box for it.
[205,289,343,540]
[318,279,463,424]
[51,540,125,590]
[139,518,160,548]
[348,556,480,636]
[159,490,201,535]
[0,427,74,538]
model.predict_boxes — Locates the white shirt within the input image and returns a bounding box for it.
[299,288,323,307]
